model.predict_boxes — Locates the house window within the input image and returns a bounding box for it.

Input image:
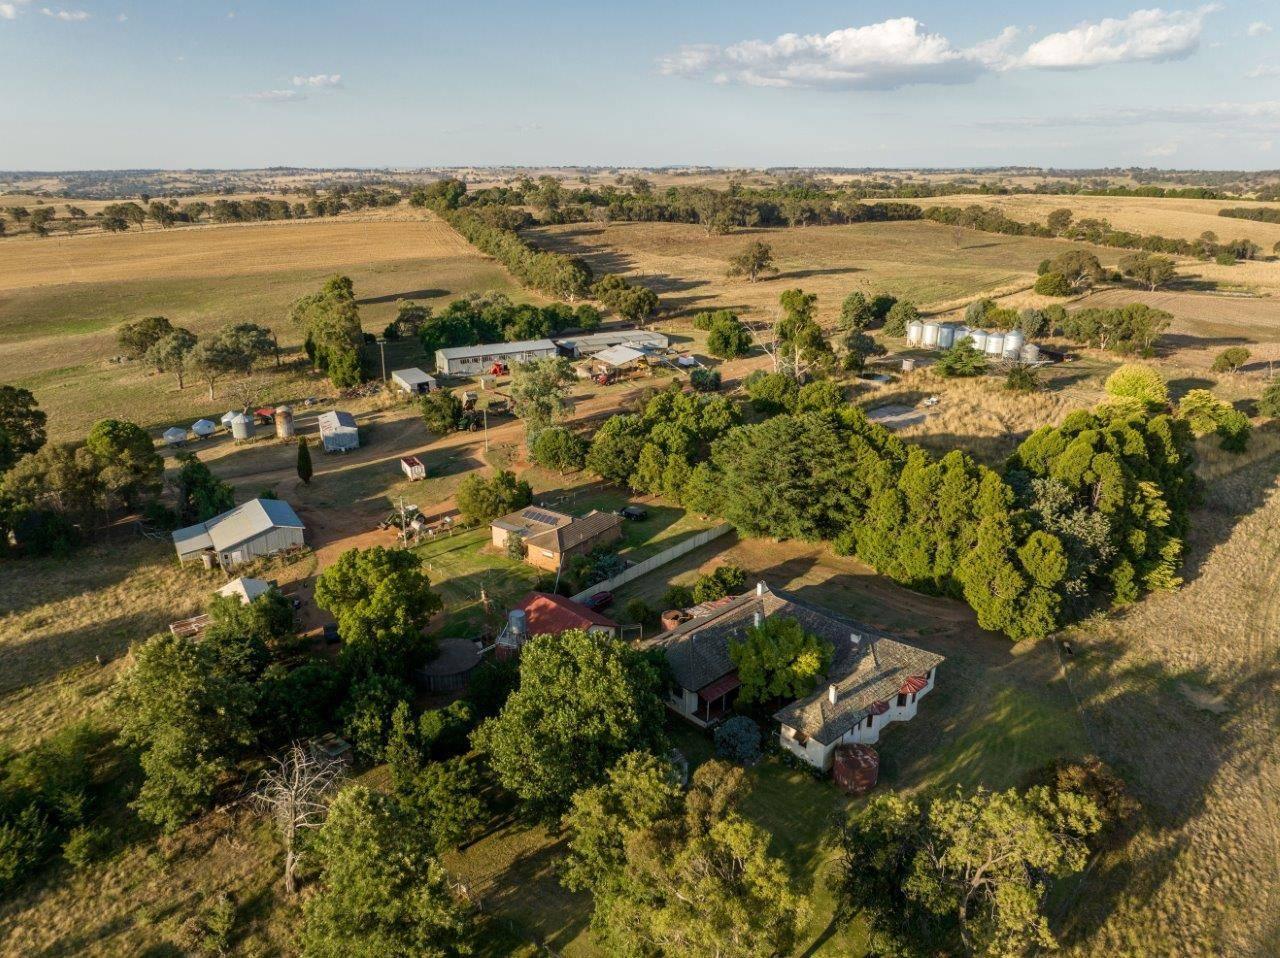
[911,692,917,704]
[896,692,907,707]
[865,714,873,728]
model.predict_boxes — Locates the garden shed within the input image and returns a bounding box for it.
[317,411,359,453]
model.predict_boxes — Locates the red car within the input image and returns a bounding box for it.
[583,591,614,612]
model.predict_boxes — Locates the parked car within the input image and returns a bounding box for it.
[584,591,614,611]
[617,505,648,521]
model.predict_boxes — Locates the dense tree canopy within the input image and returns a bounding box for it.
[730,616,834,704]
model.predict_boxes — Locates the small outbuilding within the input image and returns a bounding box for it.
[401,456,427,481]
[191,419,217,438]
[216,576,273,605]
[391,368,437,395]
[172,498,306,569]
[317,411,359,453]
[593,344,648,370]
[163,426,188,446]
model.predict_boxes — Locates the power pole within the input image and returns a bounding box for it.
[376,339,388,382]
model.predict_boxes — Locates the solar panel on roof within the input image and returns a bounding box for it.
[522,508,562,526]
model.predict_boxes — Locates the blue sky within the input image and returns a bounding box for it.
[1,0,1278,170]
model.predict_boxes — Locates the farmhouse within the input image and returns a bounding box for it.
[435,338,558,376]
[391,367,437,395]
[317,410,359,453]
[554,330,670,358]
[496,592,620,658]
[490,506,623,571]
[172,498,305,570]
[648,582,943,771]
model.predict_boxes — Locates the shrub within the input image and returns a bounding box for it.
[935,340,987,377]
[714,716,762,765]
[456,469,532,523]
[706,315,753,359]
[1215,251,1238,266]
[743,370,798,414]
[689,367,721,392]
[692,564,748,603]
[1258,381,1280,418]
[1177,389,1252,452]
[0,806,49,893]
[1004,364,1040,393]
[625,598,657,628]
[662,585,694,609]
[1211,346,1250,374]
[1104,363,1168,408]
[795,379,845,412]
[531,426,586,474]
[1034,271,1072,296]
[882,300,919,337]
[61,824,109,869]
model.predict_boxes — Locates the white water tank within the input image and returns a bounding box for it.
[967,329,989,352]
[922,323,940,347]
[936,323,958,349]
[906,320,925,346]
[984,331,1006,356]
[1002,329,1025,358]
[230,414,255,440]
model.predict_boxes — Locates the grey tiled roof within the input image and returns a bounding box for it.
[648,583,943,745]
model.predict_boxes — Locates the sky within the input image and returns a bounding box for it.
[1,0,1278,170]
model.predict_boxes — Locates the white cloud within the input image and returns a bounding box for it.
[1016,5,1219,70]
[1147,141,1179,156]
[41,6,90,20]
[292,73,342,88]
[1247,21,1272,37]
[0,4,16,18]
[241,89,303,103]
[1248,64,1280,78]
[659,17,1017,91]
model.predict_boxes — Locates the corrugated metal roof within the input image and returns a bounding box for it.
[516,592,618,634]
[216,577,272,604]
[318,410,357,434]
[555,330,670,352]
[436,339,557,361]
[593,345,646,367]
[172,498,304,556]
[391,367,436,385]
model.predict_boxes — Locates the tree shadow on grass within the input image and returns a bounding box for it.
[356,287,449,306]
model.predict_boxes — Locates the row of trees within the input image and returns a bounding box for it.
[118,314,278,398]
[415,290,600,356]
[441,206,596,300]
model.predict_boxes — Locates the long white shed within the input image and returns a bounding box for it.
[435,338,558,376]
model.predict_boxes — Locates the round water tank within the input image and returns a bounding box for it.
[901,358,917,373]
[507,608,527,638]
[984,331,1006,356]
[274,405,295,439]
[833,744,880,795]
[936,323,958,349]
[1020,343,1041,364]
[921,323,940,347]
[1002,329,1025,358]
[660,609,691,631]
[967,329,989,352]
[230,414,255,440]
[906,320,925,346]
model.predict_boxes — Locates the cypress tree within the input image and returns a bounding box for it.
[297,436,313,485]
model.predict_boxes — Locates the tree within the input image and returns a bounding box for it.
[835,786,1101,957]
[838,291,876,332]
[291,276,365,387]
[116,316,173,360]
[705,313,753,359]
[1048,250,1104,291]
[1178,389,1252,451]
[173,453,234,523]
[254,743,343,894]
[883,300,919,337]
[455,469,532,523]
[1211,346,1250,374]
[509,356,575,443]
[743,370,799,414]
[145,328,198,389]
[188,337,241,401]
[725,241,778,282]
[395,755,486,855]
[1120,252,1177,290]
[692,564,748,603]
[689,367,721,392]
[714,715,762,764]
[562,757,810,958]
[2,443,103,530]
[314,546,443,678]
[114,633,259,831]
[1104,363,1168,408]
[795,379,845,413]
[1046,207,1074,235]
[1004,364,1040,393]
[473,630,666,818]
[300,785,473,958]
[420,390,463,436]
[297,437,313,485]
[530,426,586,474]
[0,385,46,474]
[730,615,833,705]
[935,339,987,377]
[1258,381,1280,418]
[1033,271,1072,296]
[85,418,163,510]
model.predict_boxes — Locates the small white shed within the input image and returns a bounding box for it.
[192,419,217,437]
[163,427,188,446]
[318,411,360,453]
[216,576,273,605]
[391,368,437,395]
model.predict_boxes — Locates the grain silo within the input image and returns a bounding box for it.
[1002,329,1025,358]
[230,413,255,440]
[984,331,1006,356]
[936,323,958,349]
[966,329,989,353]
[274,405,295,439]
[906,320,925,346]
[921,322,940,348]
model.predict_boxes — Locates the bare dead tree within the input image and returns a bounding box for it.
[253,742,344,894]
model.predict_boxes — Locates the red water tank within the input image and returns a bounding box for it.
[833,744,880,795]
[660,609,691,632]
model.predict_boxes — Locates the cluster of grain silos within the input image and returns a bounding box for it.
[906,320,1039,363]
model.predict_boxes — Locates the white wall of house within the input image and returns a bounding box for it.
[777,669,938,771]
[665,688,710,727]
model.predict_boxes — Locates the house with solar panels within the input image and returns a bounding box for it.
[490,505,623,572]
[645,581,943,772]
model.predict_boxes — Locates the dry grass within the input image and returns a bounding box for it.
[529,219,1126,325]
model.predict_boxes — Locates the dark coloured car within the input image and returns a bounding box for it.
[617,505,648,521]
[584,591,614,611]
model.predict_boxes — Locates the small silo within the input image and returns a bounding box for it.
[936,323,958,349]
[833,744,880,795]
[498,608,528,661]
[984,331,1006,356]
[967,329,989,353]
[230,413,255,440]
[906,320,925,346]
[1020,343,1041,364]
[274,405,295,439]
[921,322,940,348]
[902,357,917,372]
[1002,329,1025,359]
